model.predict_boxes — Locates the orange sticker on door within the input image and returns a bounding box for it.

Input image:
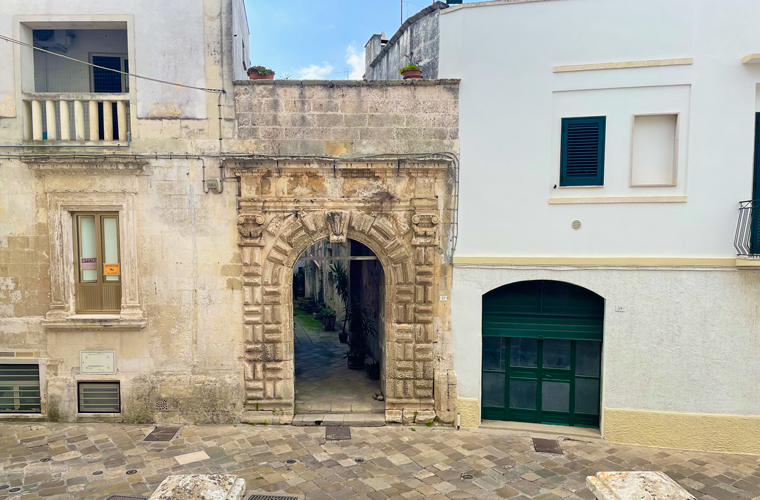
[103,263,120,275]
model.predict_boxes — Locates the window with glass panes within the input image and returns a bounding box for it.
[481,281,604,428]
[73,212,121,313]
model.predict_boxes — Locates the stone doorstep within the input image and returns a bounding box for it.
[292,413,386,427]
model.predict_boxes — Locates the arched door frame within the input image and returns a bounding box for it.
[231,159,456,424]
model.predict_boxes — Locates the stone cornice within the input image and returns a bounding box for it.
[233,79,459,87]
[23,157,148,174]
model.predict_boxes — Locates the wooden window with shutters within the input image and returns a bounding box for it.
[560,116,606,186]
[73,212,121,313]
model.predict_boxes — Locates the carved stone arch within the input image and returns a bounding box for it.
[233,159,454,424]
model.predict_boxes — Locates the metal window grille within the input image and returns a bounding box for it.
[0,364,41,413]
[78,382,120,413]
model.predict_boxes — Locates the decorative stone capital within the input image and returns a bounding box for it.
[325,210,350,243]
[412,213,440,246]
[237,213,265,246]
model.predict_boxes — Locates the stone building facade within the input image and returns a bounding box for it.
[0,14,460,427]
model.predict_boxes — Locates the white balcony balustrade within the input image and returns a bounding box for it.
[22,93,130,143]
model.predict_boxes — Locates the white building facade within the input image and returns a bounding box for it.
[437,0,760,454]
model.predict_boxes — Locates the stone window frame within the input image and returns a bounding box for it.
[42,192,145,330]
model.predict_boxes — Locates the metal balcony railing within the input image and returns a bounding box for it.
[734,200,760,256]
[22,93,130,143]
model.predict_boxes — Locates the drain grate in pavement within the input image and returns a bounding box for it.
[247,495,302,500]
[533,437,563,454]
[325,426,351,441]
[106,496,147,500]
[143,426,181,442]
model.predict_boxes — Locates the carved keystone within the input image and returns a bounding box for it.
[325,210,350,243]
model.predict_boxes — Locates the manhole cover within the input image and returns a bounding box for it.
[325,426,351,441]
[533,438,563,454]
[106,496,147,500]
[126,470,138,475]
[285,459,297,464]
[247,495,301,500]
[143,426,181,442]
[0,485,8,490]
[355,458,364,463]
[93,471,103,475]
[39,457,50,462]
[9,488,20,493]
[461,473,473,480]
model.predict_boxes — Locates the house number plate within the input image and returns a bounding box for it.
[80,351,115,374]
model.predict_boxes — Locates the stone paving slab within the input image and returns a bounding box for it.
[0,422,759,500]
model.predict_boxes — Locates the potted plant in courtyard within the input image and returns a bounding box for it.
[328,261,350,343]
[247,65,275,80]
[322,305,336,331]
[312,302,325,321]
[399,63,422,80]
[366,360,380,381]
[345,300,377,370]
[345,344,366,370]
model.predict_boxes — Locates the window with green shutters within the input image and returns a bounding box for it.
[560,116,606,186]
[0,364,41,413]
[78,382,121,413]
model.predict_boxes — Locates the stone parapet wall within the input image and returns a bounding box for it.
[232,80,459,156]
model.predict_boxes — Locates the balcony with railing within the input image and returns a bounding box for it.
[734,200,760,264]
[18,26,131,145]
[22,93,130,143]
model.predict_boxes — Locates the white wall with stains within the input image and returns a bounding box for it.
[0,0,209,119]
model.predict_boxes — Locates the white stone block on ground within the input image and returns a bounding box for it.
[587,471,696,500]
[148,474,246,500]
[175,451,210,465]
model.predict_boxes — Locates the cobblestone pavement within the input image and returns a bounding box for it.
[294,312,384,414]
[1,422,759,500]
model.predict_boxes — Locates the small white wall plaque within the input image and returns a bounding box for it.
[80,351,115,374]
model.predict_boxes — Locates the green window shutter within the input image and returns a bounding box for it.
[560,116,606,186]
[0,364,41,413]
[78,382,120,413]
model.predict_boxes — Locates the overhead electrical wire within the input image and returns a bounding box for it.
[0,34,224,94]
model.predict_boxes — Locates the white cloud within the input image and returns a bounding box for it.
[296,63,333,80]
[346,43,364,80]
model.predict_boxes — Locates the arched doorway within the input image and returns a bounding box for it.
[293,238,385,414]
[481,280,604,428]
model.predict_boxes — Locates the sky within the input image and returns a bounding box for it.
[243,0,447,80]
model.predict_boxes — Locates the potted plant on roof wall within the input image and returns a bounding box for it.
[399,63,422,80]
[247,65,275,80]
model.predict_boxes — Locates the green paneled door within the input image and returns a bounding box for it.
[481,281,604,428]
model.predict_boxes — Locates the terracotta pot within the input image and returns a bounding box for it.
[248,72,274,80]
[323,315,336,331]
[401,69,422,80]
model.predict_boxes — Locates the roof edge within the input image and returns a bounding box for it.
[369,1,449,69]
[441,0,558,14]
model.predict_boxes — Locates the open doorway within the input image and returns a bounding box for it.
[293,238,385,414]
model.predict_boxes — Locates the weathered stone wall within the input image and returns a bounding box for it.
[0,79,459,425]
[364,3,446,81]
[233,80,459,156]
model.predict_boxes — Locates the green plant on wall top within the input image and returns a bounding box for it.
[247,65,274,76]
[399,63,420,73]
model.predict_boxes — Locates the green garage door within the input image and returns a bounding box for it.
[482,281,604,428]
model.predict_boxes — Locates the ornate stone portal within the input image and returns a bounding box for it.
[229,158,457,424]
